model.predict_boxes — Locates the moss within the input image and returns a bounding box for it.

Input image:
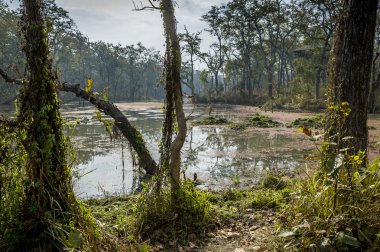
[262,173,288,190]
[191,116,229,126]
[288,114,324,129]
[230,114,282,130]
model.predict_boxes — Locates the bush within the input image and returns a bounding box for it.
[262,173,288,190]
[276,159,380,251]
[191,116,229,126]
[230,113,282,130]
[134,180,211,242]
[288,114,325,129]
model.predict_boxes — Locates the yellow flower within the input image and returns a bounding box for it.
[353,155,362,165]
[85,78,93,93]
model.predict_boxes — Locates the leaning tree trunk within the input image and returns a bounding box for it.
[0,68,159,175]
[19,0,73,247]
[160,0,187,195]
[324,0,378,163]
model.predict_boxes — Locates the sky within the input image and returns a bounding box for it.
[7,0,227,56]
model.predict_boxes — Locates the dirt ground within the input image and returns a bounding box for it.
[200,210,275,252]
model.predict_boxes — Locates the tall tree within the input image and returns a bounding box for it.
[325,0,378,164]
[297,0,339,100]
[179,26,201,96]
[18,0,75,249]
[160,0,187,195]
[202,5,227,92]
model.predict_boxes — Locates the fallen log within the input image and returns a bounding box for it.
[0,68,158,175]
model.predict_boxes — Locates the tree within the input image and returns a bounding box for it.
[296,0,339,100]
[324,0,378,165]
[17,0,75,249]
[202,5,228,92]
[160,0,187,196]
[179,26,201,96]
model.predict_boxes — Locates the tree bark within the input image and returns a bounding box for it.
[161,0,187,193]
[325,0,378,160]
[0,69,158,175]
[20,0,72,247]
[61,83,158,175]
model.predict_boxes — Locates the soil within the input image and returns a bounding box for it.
[200,210,275,252]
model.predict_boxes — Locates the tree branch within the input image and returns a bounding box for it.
[0,67,158,175]
[132,0,160,11]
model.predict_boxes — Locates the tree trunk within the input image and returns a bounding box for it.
[0,69,159,175]
[161,0,187,194]
[314,67,321,100]
[61,83,158,175]
[325,0,378,162]
[369,54,380,113]
[190,54,195,96]
[19,0,72,248]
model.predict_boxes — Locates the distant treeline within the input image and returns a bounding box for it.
[1,0,380,111]
[0,0,164,104]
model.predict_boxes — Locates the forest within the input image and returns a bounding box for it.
[1,0,380,251]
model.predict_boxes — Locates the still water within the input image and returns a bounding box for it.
[1,102,310,198]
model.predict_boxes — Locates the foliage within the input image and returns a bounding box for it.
[230,113,282,130]
[191,116,229,126]
[288,114,325,129]
[276,123,380,251]
[0,124,26,246]
[133,180,211,243]
[262,173,288,190]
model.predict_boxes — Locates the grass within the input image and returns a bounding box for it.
[191,116,229,126]
[287,114,324,129]
[275,159,380,251]
[230,113,282,130]
[84,177,291,251]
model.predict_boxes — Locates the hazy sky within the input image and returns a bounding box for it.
[7,0,227,55]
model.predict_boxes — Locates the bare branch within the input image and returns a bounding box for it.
[0,68,24,85]
[132,0,160,11]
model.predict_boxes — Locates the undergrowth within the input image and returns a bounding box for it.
[133,180,211,246]
[230,113,282,130]
[191,116,229,126]
[276,117,380,251]
[276,160,380,251]
[288,114,325,129]
[0,124,124,251]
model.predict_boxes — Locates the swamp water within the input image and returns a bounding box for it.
[1,102,311,198]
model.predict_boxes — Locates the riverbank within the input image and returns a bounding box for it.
[86,175,289,251]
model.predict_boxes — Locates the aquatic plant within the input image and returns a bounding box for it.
[230,114,282,130]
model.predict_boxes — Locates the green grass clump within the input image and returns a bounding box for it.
[230,114,282,130]
[262,173,288,190]
[209,185,291,224]
[288,114,324,129]
[191,116,229,126]
[276,159,380,251]
[133,180,211,243]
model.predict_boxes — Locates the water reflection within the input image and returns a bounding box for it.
[1,103,310,198]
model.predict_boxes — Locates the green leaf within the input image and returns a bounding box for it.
[317,238,333,252]
[335,232,359,248]
[139,242,150,252]
[67,230,83,249]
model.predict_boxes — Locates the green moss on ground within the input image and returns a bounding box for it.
[230,114,282,130]
[288,114,324,128]
[85,179,290,251]
[191,116,229,126]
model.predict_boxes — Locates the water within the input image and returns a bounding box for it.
[1,102,311,198]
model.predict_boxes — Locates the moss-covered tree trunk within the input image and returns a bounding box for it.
[19,0,72,247]
[324,0,378,163]
[160,0,186,194]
